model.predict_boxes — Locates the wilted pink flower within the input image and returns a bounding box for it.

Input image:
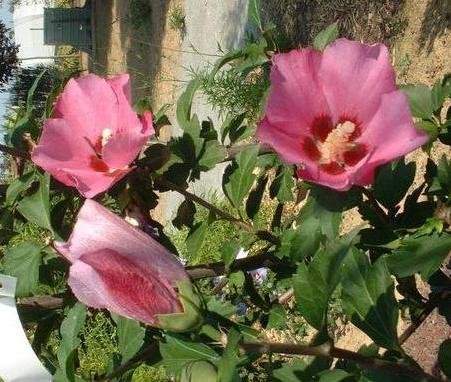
[54,199,190,326]
[32,74,154,198]
[257,38,428,191]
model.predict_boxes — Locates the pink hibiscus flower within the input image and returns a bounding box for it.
[32,74,154,198]
[257,38,428,191]
[54,199,191,327]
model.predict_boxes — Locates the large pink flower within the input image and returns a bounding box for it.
[54,200,189,326]
[257,39,428,191]
[32,74,154,198]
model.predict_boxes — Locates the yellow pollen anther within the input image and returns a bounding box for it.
[318,121,356,164]
[101,128,113,147]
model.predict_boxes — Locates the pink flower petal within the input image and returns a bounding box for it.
[319,38,397,125]
[71,249,182,325]
[56,200,187,281]
[353,91,428,186]
[55,200,189,325]
[53,74,118,142]
[265,48,330,130]
[60,167,131,199]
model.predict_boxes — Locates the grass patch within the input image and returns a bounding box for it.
[169,5,186,35]
[129,0,152,30]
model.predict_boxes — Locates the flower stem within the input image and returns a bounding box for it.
[240,341,442,382]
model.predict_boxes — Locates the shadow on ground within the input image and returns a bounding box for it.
[260,0,407,47]
[91,0,170,101]
[418,0,450,53]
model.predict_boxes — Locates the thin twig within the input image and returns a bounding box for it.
[241,341,442,382]
[156,177,279,245]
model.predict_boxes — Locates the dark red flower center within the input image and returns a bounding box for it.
[303,115,367,175]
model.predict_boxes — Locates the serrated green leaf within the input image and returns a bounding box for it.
[293,233,356,330]
[273,358,331,382]
[177,78,201,130]
[297,193,342,239]
[313,22,339,51]
[17,173,54,234]
[160,335,220,374]
[401,84,433,119]
[277,222,321,262]
[187,221,209,260]
[341,250,399,350]
[199,140,226,170]
[217,329,242,382]
[5,171,36,206]
[267,304,287,329]
[386,232,451,279]
[57,303,87,382]
[112,315,145,363]
[270,166,294,203]
[220,241,240,268]
[318,369,352,382]
[3,241,43,297]
[173,199,196,229]
[223,146,259,210]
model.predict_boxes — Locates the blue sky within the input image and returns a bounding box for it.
[0,3,13,131]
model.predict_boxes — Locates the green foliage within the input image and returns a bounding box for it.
[313,22,339,50]
[293,233,356,330]
[3,241,43,296]
[112,315,145,363]
[169,5,186,34]
[341,250,399,350]
[438,339,451,378]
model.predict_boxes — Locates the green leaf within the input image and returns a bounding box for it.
[297,194,341,240]
[220,113,246,144]
[57,303,87,382]
[3,241,43,297]
[220,241,240,268]
[313,22,339,51]
[217,329,242,382]
[112,315,145,363]
[176,78,201,130]
[198,140,226,170]
[17,173,54,234]
[229,271,245,288]
[438,339,451,378]
[186,221,209,260]
[248,0,263,31]
[341,250,399,350]
[273,358,331,382]
[181,361,218,382]
[223,146,259,210]
[401,84,433,119]
[386,232,451,279]
[267,304,287,329]
[373,159,416,209]
[160,335,220,374]
[318,369,352,382]
[417,120,440,142]
[5,171,36,206]
[270,165,295,203]
[173,199,196,229]
[293,233,356,330]
[246,175,268,219]
[277,223,321,262]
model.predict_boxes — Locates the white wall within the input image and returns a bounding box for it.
[13,1,55,67]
